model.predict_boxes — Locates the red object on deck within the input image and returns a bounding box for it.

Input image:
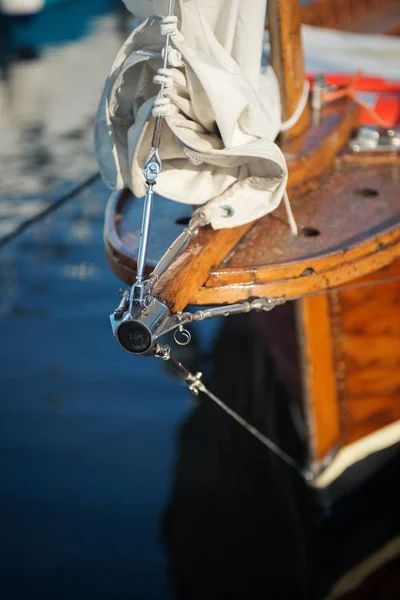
[307,72,400,126]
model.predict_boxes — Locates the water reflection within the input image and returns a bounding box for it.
[162,311,400,599]
[0,177,181,600]
[0,0,129,241]
[0,2,399,599]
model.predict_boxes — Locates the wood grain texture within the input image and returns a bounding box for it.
[299,261,400,469]
[285,100,359,188]
[105,155,400,307]
[151,224,252,312]
[104,194,253,311]
[301,0,400,36]
[268,0,310,137]
[298,294,341,462]
[192,161,400,305]
[328,262,400,446]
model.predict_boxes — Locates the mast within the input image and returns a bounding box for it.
[268,0,310,138]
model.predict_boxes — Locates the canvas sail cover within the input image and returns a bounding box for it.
[94,0,286,229]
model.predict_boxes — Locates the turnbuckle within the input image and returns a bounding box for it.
[131,149,162,305]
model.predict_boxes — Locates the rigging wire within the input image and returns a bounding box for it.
[156,348,311,481]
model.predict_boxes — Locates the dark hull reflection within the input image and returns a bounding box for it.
[162,310,400,599]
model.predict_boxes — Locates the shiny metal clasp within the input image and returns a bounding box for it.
[144,152,161,185]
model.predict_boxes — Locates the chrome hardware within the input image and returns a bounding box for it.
[113,289,130,320]
[187,372,204,396]
[349,127,400,153]
[111,290,285,355]
[144,152,162,184]
[131,152,163,304]
[174,327,192,346]
[171,297,286,331]
[110,296,170,356]
[130,0,170,304]
[221,205,235,218]
[311,74,336,113]
[155,344,171,361]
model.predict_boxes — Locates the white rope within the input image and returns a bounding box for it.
[153,67,174,88]
[152,95,171,117]
[280,79,310,132]
[282,190,298,236]
[160,15,178,36]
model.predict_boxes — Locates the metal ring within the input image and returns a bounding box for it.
[221,205,235,218]
[144,295,156,309]
[174,328,192,346]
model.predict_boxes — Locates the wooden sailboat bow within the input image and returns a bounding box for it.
[106,97,374,307]
[105,0,370,309]
[102,0,400,488]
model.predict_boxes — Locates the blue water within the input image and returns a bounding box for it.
[0,2,399,599]
[0,177,189,599]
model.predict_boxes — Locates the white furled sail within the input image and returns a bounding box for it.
[94,0,286,229]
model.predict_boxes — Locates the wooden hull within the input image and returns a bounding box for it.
[299,262,400,486]
[249,263,400,490]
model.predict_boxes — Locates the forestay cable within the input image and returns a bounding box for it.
[155,346,311,480]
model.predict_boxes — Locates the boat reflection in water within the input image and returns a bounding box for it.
[162,309,400,599]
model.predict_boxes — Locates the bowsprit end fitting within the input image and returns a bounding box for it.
[110,295,171,356]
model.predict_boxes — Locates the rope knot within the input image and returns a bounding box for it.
[160,15,178,36]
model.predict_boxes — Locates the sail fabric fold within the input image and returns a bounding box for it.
[95,0,286,229]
